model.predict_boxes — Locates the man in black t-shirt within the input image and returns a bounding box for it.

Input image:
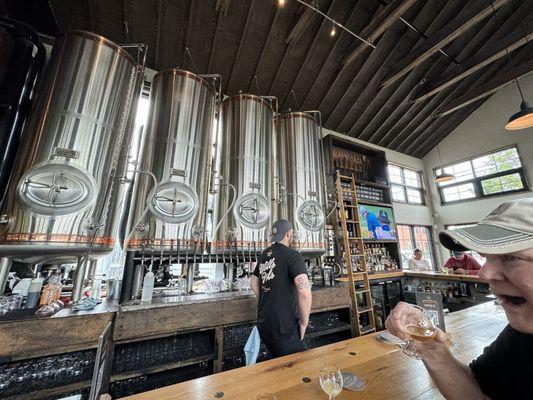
[251,219,312,358]
[386,198,533,400]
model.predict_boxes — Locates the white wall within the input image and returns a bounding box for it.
[323,129,435,227]
[423,74,533,262]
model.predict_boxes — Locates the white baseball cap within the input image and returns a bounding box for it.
[439,198,533,255]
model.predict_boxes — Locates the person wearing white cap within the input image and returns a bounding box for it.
[386,198,533,400]
[250,219,312,358]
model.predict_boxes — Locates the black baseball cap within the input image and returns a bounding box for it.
[271,219,293,242]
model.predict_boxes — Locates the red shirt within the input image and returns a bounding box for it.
[444,253,482,275]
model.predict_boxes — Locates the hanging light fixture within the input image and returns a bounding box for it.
[488,0,533,130]
[434,144,454,183]
[278,0,286,7]
[330,22,336,37]
[505,95,533,130]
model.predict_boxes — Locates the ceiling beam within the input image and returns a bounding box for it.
[286,3,318,45]
[413,20,533,103]
[226,0,257,91]
[207,2,226,73]
[380,0,511,88]
[300,2,372,108]
[280,0,342,109]
[347,0,452,140]
[342,0,419,67]
[375,1,521,150]
[247,7,281,93]
[154,0,163,69]
[435,55,533,117]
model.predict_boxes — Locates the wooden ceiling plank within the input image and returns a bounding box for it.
[435,56,533,117]
[377,2,520,149]
[207,5,226,73]
[323,23,406,127]
[247,7,281,93]
[226,0,257,92]
[413,101,484,157]
[300,2,375,109]
[279,0,344,110]
[412,48,532,156]
[153,0,163,69]
[394,57,508,153]
[345,0,452,139]
[342,0,419,66]
[267,1,331,96]
[286,5,316,45]
[380,0,512,88]
[414,19,533,103]
[398,54,517,154]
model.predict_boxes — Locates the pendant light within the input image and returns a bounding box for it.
[489,0,533,130]
[434,144,454,183]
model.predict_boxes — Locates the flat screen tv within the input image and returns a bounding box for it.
[358,204,397,240]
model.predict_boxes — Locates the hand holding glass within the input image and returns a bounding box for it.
[399,305,436,359]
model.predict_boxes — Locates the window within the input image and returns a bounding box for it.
[435,146,529,204]
[445,224,486,266]
[388,164,425,205]
[397,225,435,270]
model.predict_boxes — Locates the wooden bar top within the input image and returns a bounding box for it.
[404,270,484,283]
[121,301,507,400]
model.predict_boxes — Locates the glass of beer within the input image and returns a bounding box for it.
[319,365,343,399]
[400,305,436,359]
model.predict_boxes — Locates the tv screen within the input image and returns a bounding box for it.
[358,204,397,240]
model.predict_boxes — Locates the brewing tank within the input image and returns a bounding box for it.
[212,94,275,254]
[277,112,325,255]
[0,17,46,211]
[0,31,137,264]
[127,69,215,254]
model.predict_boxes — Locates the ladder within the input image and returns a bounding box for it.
[335,171,376,337]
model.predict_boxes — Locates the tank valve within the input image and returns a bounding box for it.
[85,219,104,233]
[0,215,9,225]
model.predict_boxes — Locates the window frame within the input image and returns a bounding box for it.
[388,164,426,206]
[434,145,530,205]
[397,224,436,271]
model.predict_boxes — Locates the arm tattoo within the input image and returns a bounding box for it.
[296,275,310,290]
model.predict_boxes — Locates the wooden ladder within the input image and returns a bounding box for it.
[335,171,376,337]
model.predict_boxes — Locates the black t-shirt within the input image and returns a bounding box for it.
[252,242,308,337]
[470,324,533,400]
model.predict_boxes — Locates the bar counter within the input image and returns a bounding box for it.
[121,301,507,400]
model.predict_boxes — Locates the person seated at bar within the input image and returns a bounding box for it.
[250,219,312,358]
[443,250,482,275]
[408,248,431,271]
[386,198,533,400]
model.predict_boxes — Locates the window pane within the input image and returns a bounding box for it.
[472,154,497,177]
[397,225,414,269]
[391,184,406,202]
[442,183,476,202]
[406,188,423,204]
[451,161,474,182]
[493,147,521,172]
[403,169,421,188]
[413,226,433,269]
[481,177,503,195]
[388,165,403,184]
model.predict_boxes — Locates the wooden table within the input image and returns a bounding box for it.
[121,302,507,400]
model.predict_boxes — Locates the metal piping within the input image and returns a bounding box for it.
[294,0,376,49]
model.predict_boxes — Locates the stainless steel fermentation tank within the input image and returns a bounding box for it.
[212,94,275,254]
[0,31,137,264]
[277,112,326,256]
[127,69,216,254]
